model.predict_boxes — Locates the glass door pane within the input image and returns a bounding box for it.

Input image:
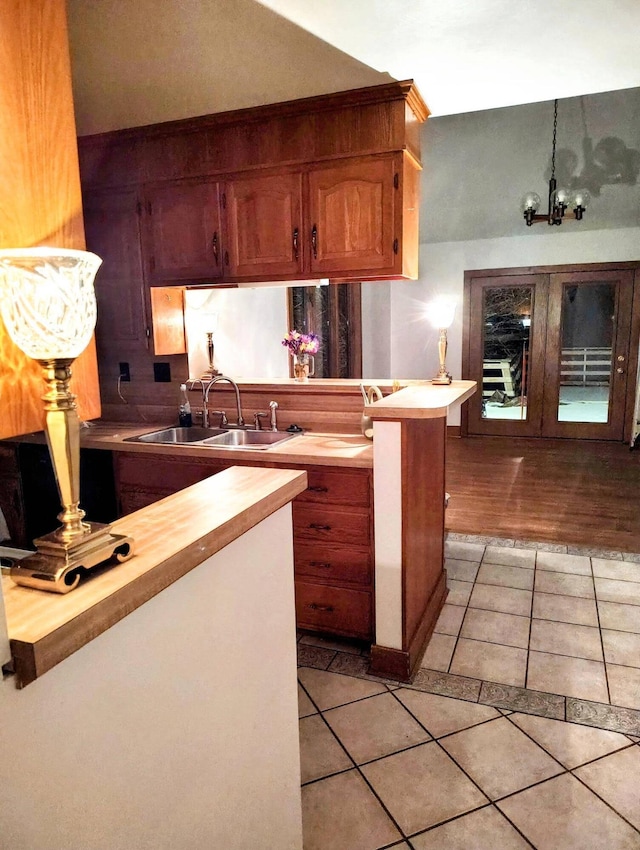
[542,270,634,441]
[557,283,614,424]
[482,287,533,422]
[465,274,547,438]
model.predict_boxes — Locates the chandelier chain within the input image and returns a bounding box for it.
[551,99,558,181]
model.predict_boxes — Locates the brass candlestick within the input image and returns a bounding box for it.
[201,331,221,379]
[432,327,452,385]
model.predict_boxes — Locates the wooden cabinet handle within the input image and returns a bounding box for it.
[212,231,219,265]
[308,602,334,613]
[309,561,331,569]
[292,227,299,260]
[224,250,229,266]
[308,485,328,493]
[311,224,318,259]
[309,523,331,531]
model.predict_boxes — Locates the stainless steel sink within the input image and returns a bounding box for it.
[202,430,296,449]
[124,426,296,449]
[126,426,228,444]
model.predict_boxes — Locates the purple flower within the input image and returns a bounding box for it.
[282,330,320,355]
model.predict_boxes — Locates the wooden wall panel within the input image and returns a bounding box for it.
[0,0,100,438]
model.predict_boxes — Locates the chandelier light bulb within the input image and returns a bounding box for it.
[572,189,591,209]
[555,187,570,207]
[521,192,541,213]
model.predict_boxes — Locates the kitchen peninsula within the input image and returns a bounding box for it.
[3,379,475,683]
[0,466,307,850]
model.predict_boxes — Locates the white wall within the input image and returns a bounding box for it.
[184,286,290,379]
[0,507,302,850]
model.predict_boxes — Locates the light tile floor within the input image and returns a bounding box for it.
[422,537,640,711]
[297,665,640,849]
[297,535,640,849]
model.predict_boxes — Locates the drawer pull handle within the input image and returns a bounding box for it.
[308,603,334,613]
[308,485,328,493]
[309,561,331,569]
[309,523,331,531]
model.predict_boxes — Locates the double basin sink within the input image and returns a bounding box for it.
[125,426,297,451]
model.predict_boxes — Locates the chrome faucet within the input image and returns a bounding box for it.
[204,375,245,427]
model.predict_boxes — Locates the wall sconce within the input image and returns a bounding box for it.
[429,296,456,386]
[201,312,221,380]
[0,248,134,593]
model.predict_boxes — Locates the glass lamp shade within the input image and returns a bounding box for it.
[428,296,456,329]
[572,189,591,210]
[555,187,570,206]
[520,192,541,213]
[0,247,101,360]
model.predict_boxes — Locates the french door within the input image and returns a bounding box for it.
[464,266,636,441]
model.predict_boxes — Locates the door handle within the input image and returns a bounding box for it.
[212,231,219,265]
[311,224,318,259]
[292,227,299,261]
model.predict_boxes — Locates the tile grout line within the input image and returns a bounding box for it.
[591,555,613,707]
[443,548,483,675]
[524,551,537,690]
[569,768,640,836]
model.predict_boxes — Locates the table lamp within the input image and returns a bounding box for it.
[429,296,456,385]
[0,248,134,593]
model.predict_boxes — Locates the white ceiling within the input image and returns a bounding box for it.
[255,0,640,116]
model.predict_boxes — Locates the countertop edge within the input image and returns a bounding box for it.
[4,466,308,688]
[365,381,476,419]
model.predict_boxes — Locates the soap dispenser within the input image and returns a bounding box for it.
[178,383,192,427]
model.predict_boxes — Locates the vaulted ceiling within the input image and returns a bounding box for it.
[68,0,640,135]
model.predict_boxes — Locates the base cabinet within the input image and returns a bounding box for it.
[114,452,374,639]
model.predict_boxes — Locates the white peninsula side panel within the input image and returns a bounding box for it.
[0,505,302,850]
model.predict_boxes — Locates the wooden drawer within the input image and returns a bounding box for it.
[295,581,372,639]
[294,541,371,586]
[293,504,370,547]
[116,452,225,490]
[118,486,175,515]
[296,468,370,508]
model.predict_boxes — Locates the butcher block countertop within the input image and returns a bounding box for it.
[78,422,376,468]
[3,466,307,688]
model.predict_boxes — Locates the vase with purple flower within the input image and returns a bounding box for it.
[282,330,320,383]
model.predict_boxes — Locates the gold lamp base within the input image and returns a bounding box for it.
[431,373,452,385]
[10,522,134,594]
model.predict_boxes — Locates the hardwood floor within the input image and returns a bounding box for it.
[445,435,640,553]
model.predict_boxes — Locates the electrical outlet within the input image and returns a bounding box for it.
[153,362,171,383]
[119,361,130,382]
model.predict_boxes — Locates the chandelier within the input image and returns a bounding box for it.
[521,99,591,226]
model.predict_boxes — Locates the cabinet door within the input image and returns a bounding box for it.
[223,172,303,279]
[83,188,149,352]
[144,180,223,283]
[307,156,397,276]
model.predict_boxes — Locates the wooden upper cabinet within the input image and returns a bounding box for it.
[83,188,149,351]
[308,156,397,277]
[78,81,428,285]
[223,172,303,279]
[144,180,224,283]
